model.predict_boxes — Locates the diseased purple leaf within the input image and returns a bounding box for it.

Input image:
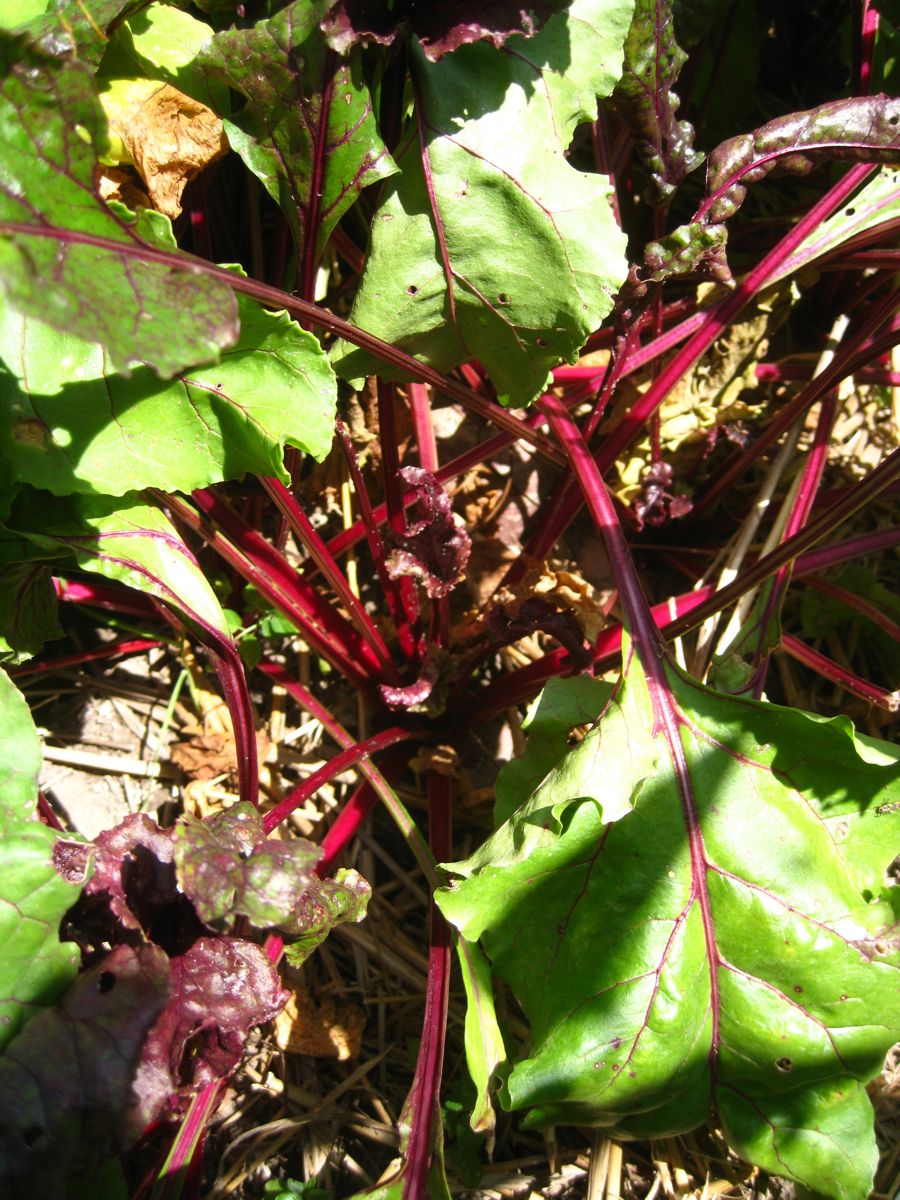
[321,0,570,61]
[386,467,471,599]
[132,936,286,1119]
[0,944,170,1192]
[487,597,591,669]
[703,95,900,224]
[199,1,396,276]
[379,655,440,712]
[610,0,704,203]
[632,460,693,529]
[174,802,371,961]
[0,34,239,377]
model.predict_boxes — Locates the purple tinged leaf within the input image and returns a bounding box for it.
[132,937,286,1120]
[610,0,704,203]
[199,2,396,274]
[174,802,371,961]
[632,460,693,529]
[487,597,592,669]
[321,0,570,61]
[0,944,171,1192]
[702,95,900,224]
[0,35,239,377]
[379,655,441,712]
[386,467,471,599]
[25,0,133,68]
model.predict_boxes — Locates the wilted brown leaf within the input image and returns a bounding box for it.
[102,79,228,218]
[273,986,365,1060]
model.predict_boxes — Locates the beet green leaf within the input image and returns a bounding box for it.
[8,492,233,643]
[0,285,337,496]
[0,33,238,377]
[438,659,900,1199]
[0,669,83,1049]
[198,0,396,271]
[331,0,632,406]
[0,943,170,1192]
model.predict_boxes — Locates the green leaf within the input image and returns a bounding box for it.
[0,665,42,823]
[0,669,83,1049]
[330,0,632,407]
[0,34,239,377]
[456,936,506,1147]
[8,492,233,641]
[24,0,132,67]
[0,0,47,31]
[494,674,614,826]
[438,667,900,1199]
[773,165,900,283]
[0,287,337,496]
[610,0,703,203]
[99,2,226,112]
[199,0,396,264]
[0,562,62,663]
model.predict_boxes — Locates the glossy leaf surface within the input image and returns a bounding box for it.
[9,492,233,642]
[199,0,396,263]
[0,35,238,376]
[0,669,82,1049]
[0,290,337,495]
[438,664,900,1199]
[331,0,632,406]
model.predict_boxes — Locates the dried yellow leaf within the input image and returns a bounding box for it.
[101,79,227,218]
[273,986,365,1060]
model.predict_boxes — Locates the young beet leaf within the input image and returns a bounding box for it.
[331,0,632,406]
[199,0,396,293]
[437,405,900,1199]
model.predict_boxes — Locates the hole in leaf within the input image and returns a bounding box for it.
[793,984,803,993]
[406,284,418,296]
[845,208,855,216]
[889,114,898,124]
[497,292,510,305]
[775,1056,793,1072]
[98,971,116,994]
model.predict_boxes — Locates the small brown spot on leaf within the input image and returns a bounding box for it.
[11,420,47,447]
[775,1057,793,1072]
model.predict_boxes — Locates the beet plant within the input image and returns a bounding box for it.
[0,0,897,1197]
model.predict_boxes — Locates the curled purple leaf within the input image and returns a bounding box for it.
[0,944,170,1192]
[132,937,286,1120]
[321,0,569,61]
[704,94,900,224]
[386,466,471,599]
[488,597,591,669]
[379,654,441,712]
[632,460,693,530]
[610,0,703,203]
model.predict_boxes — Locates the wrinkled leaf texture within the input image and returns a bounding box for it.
[0,562,62,662]
[438,659,900,1198]
[174,802,371,963]
[199,0,396,263]
[321,0,570,60]
[0,33,238,376]
[610,0,703,203]
[0,284,337,496]
[331,0,632,406]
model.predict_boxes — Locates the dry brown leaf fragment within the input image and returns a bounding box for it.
[95,164,151,212]
[100,79,228,218]
[273,985,365,1060]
